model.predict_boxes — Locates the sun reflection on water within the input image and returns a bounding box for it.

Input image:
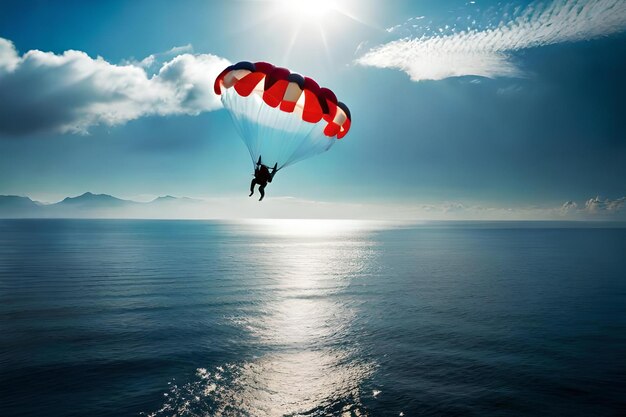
[236,219,375,415]
[146,219,380,416]
[240,218,393,238]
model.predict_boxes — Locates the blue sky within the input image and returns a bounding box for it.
[0,0,625,219]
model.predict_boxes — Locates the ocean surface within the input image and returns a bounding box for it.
[1,219,625,417]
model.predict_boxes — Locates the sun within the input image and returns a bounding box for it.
[252,0,372,63]
[280,0,338,20]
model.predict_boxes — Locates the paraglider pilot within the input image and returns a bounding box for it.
[249,156,277,201]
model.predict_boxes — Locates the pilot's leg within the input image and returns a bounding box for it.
[258,183,266,201]
[249,179,257,196]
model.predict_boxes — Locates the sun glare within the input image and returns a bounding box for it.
[261,0,371,63]
[280,0,337,19]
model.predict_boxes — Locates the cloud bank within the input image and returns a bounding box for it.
[398,195,626,221]
[0,38,230,135]
[356,0,626,81]
[584,196,626,214]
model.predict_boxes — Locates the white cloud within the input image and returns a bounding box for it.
[136,44,194,70]
[584,196,626,214]
[560,200,578,214]
[0,38,19,72]
[0,38,230,135]
[356,0,626,81]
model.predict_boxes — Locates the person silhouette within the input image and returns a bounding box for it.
[249,156,277,201]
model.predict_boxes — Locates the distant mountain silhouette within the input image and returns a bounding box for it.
[151,195,201,204]
[0,195,42,217]
[57,192,129,206]
[0,193,206,218]
[152,195,177,202]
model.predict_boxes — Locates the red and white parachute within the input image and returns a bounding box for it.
[214,61,351,170]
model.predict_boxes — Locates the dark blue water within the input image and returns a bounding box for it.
[1,219,625,417]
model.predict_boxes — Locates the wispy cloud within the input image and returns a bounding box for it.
[134,44,194,71]
[0,38,229,136]
[356,0,626,81]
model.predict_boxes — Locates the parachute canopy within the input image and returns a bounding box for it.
[214,61,351,170]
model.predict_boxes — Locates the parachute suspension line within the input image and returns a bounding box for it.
[283,128,331,168]
[256,101,282,168]
[243,93,265,168]
[222,91,255,166]
[251,93,267,167]
[270,104,317,170]
[271,105,291,170]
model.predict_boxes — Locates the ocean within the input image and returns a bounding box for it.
[1,219,625,416]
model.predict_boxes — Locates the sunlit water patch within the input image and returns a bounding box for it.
[142,219,381,416]
[144,354,372,417]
